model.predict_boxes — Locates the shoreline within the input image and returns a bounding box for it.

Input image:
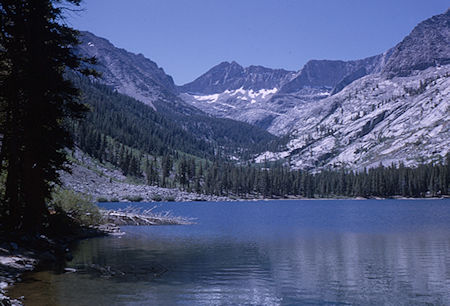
[0,208,191,305]
[0,227,108,305]
[60,153,230,203]
[2,196,447,304]
[97,195,450,204]
[64,150,449,205]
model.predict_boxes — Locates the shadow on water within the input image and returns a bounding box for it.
[9,199,450,305]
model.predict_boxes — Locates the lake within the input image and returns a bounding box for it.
[10,199,450,305]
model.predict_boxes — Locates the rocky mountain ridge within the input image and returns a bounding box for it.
[177,54,388,130]
[78,31,178,109]
[179,61,295,94]
[279,55,384,94]
[77,32,279,157]
[178,9,450,169]
[179,9,449,136]
[382,8,450,77]
[178,49,389,130]
[257,64,450,169]
[76,8,449,170]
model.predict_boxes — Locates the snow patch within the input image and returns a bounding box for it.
[193,93,220,103]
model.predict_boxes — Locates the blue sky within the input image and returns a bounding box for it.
[67,0,449,85]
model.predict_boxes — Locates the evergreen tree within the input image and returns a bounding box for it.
[177,158,188,190]
[0,0,95,231]
[145,159,158,186]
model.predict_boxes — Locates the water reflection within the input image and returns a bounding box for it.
[10,200,450,305]
[263,231,450,305]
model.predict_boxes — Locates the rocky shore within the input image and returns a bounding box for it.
[60,151,230,203]
[0,229,104,306]
[0,206,190,305]
[0,243,36,306]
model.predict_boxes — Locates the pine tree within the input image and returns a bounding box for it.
[0,0,95,232]
[146,160,157,186]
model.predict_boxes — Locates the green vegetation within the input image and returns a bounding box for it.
[0,1,446,240]
[68,73,282,165]
[0,0,96,233]
[69,74,214,162]
[151,195,163,202]
[142,155,449,198]
[67,74,449,199]
[67,74,284,182]
[124,195,144,202]
[50,188,101,227]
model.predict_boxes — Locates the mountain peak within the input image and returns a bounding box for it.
[278,55,383,94]
[179,62,294,94]
[77,31,178,106]
[216,60,242,68]
[382,9,450,77]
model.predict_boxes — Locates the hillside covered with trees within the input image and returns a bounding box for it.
[69,75,450,199]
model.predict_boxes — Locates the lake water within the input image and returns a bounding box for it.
[10,199,450,305]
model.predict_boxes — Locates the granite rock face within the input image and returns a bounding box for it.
[180,9,450,136]
[178,55,386,131]
[75,9,450,171]
[180,9,450,169]
[258,65,450,169]
[278,55,384,94]
[382,9,450,77]
[78,31,178,108]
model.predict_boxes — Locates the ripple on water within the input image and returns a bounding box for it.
[9,199,450,305]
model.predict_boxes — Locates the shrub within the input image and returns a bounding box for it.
[109,197,119,202]
[96,197,109,202]
[50,188,101,226]
[151,195,162,202]
[125,195,144,202]
[165,196,175,202]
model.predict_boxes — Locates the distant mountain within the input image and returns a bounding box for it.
[259,54,390,132]
[78,31,178,109]
[179,61,295,94]
[178,56,385,130]
[76,8,450,171]
[177,62,295,129]
[256,9,450,169]
[180,9,450,134]
[76,32,281,159]
[260,64,450,170]
[382,9,450,77]
[278,56,383,94]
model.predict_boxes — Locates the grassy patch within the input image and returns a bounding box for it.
[50,188,101,227]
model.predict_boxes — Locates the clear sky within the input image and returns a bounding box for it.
[67,0,449,85]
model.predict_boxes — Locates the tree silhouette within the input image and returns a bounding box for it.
[0,0,95,232]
